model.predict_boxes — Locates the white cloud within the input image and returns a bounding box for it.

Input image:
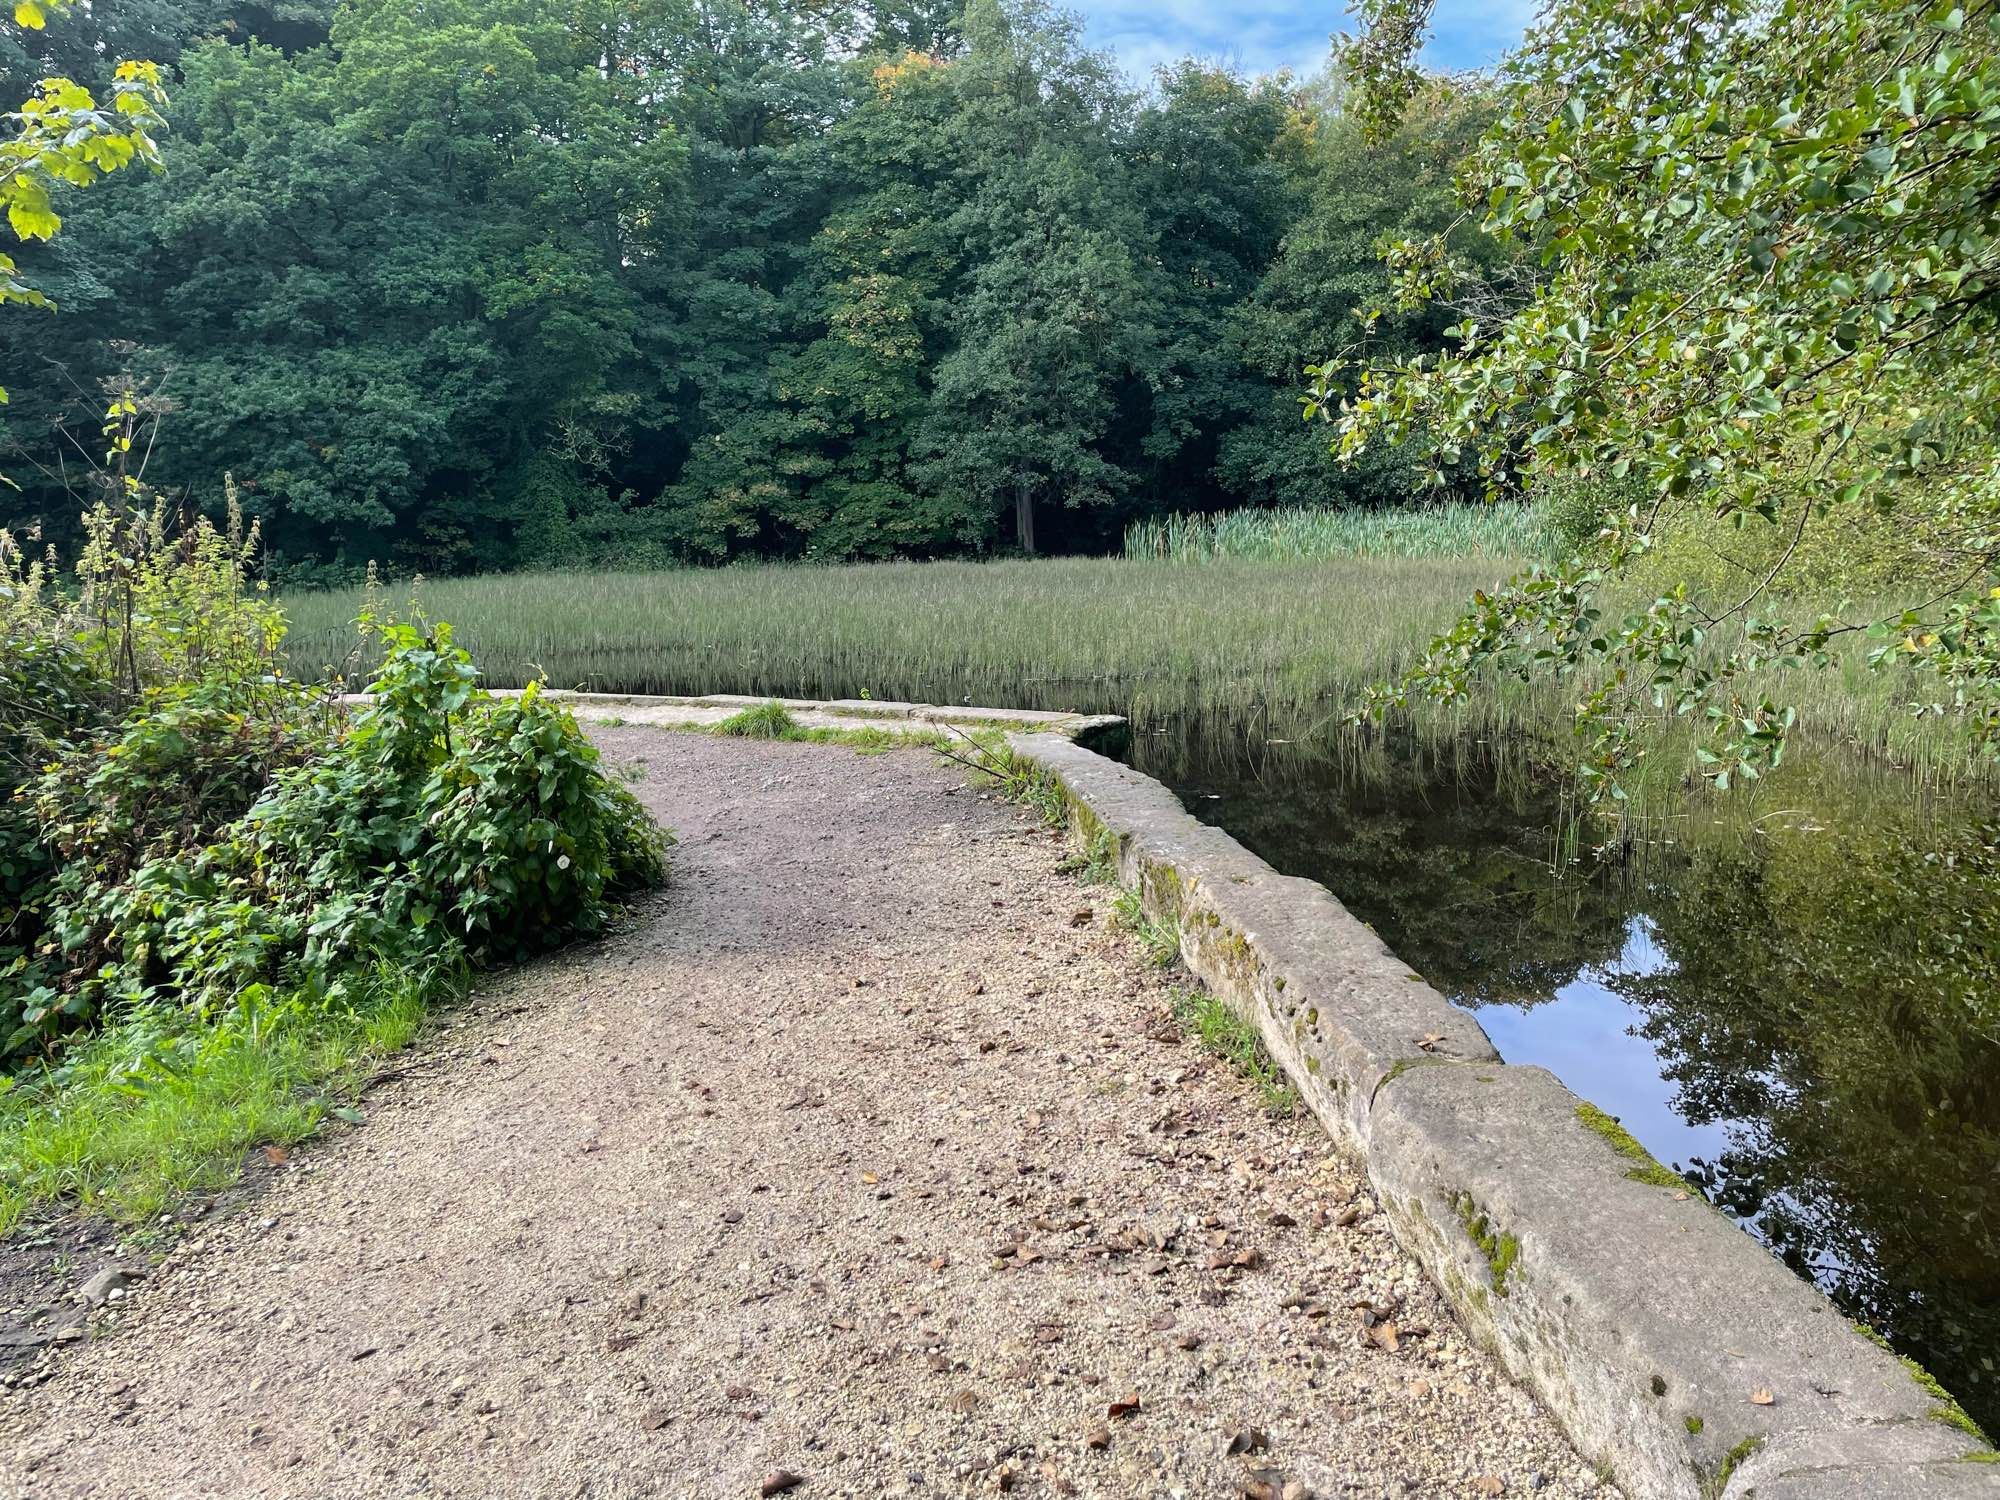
[1065,0,1335,85]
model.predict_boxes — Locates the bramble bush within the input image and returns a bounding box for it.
[1,500,669,1073]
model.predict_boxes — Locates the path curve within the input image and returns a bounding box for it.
[2,735,1612,1500]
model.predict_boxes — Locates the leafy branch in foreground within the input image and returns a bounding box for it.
[1324,0,2000,789]
[1,4,167,400]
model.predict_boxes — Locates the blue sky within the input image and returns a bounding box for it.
[1068,0,1539,87]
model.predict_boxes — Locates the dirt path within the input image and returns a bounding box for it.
[1,735,1611,1500]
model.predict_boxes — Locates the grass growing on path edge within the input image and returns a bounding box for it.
[709,700,944,753]
[0,964,460,1236]
[1169,987,1301,1119]
[960,735,1301,1120]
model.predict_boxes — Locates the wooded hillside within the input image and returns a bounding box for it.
[0,0,1492,577]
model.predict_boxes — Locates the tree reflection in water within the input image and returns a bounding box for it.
[1133,724,2000,1433]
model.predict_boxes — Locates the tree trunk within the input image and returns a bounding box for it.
[1015,481,1036,555]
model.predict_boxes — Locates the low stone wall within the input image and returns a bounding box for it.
[483,690,1125,741]
[1007,733,1999,1500]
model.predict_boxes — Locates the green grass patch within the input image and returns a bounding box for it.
[1704,1435,1764,1500]
[1112,888,1182,968]
[944,731,1070,824]
[788,723,938,754]
[0,965,453,1235]
[714,701,800,738]
[703,701,940,754]
[283,555,1524,729]
[1169,986,1299,1118]
[1054,826,1121,884]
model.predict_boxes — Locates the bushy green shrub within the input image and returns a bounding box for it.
[1,508,670,1072]
[243,624,669,976]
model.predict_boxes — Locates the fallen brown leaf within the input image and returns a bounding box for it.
[1107,1392,1141,1420]
[760,1471,805,1497]
[261,1145,289,1166]
[1749,1387,1776,1406]
[1364,1320,1401,1354]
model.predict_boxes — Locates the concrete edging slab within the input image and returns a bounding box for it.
[1005,733,1999,1500]
[384,689,1125,741]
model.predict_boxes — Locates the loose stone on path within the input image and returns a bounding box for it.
[0,733,1615,1499]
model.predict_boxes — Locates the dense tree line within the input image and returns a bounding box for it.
[0,0,1490,578]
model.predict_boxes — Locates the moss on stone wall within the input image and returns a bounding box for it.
[1576,1101,1693,1192]
[1454,1192,1521,1297]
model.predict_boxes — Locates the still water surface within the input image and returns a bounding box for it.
[1123,721,2000,1433]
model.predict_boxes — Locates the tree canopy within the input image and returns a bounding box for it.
[0,0,1497,575]
[1332,0,2000,784]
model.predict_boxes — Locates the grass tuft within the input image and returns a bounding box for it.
[1705,1435,1764,1500]
[1169,986,1299,1117]
[1113,887,1182,968]
[714,701,800,738]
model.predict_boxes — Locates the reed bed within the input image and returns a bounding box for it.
[1124,502,1559,563]
[286,555,1512,721]
[282,553,1981,781]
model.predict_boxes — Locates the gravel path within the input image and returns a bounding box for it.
[2,734,1613,1500]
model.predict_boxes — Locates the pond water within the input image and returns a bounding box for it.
[1122,721,2000,1433]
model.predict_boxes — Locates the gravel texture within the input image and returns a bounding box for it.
[1,734,1616,1500]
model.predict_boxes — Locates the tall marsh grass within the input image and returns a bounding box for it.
[282,554,1983,779]
[286,556,1517,721]
[1124,502,1559,563]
